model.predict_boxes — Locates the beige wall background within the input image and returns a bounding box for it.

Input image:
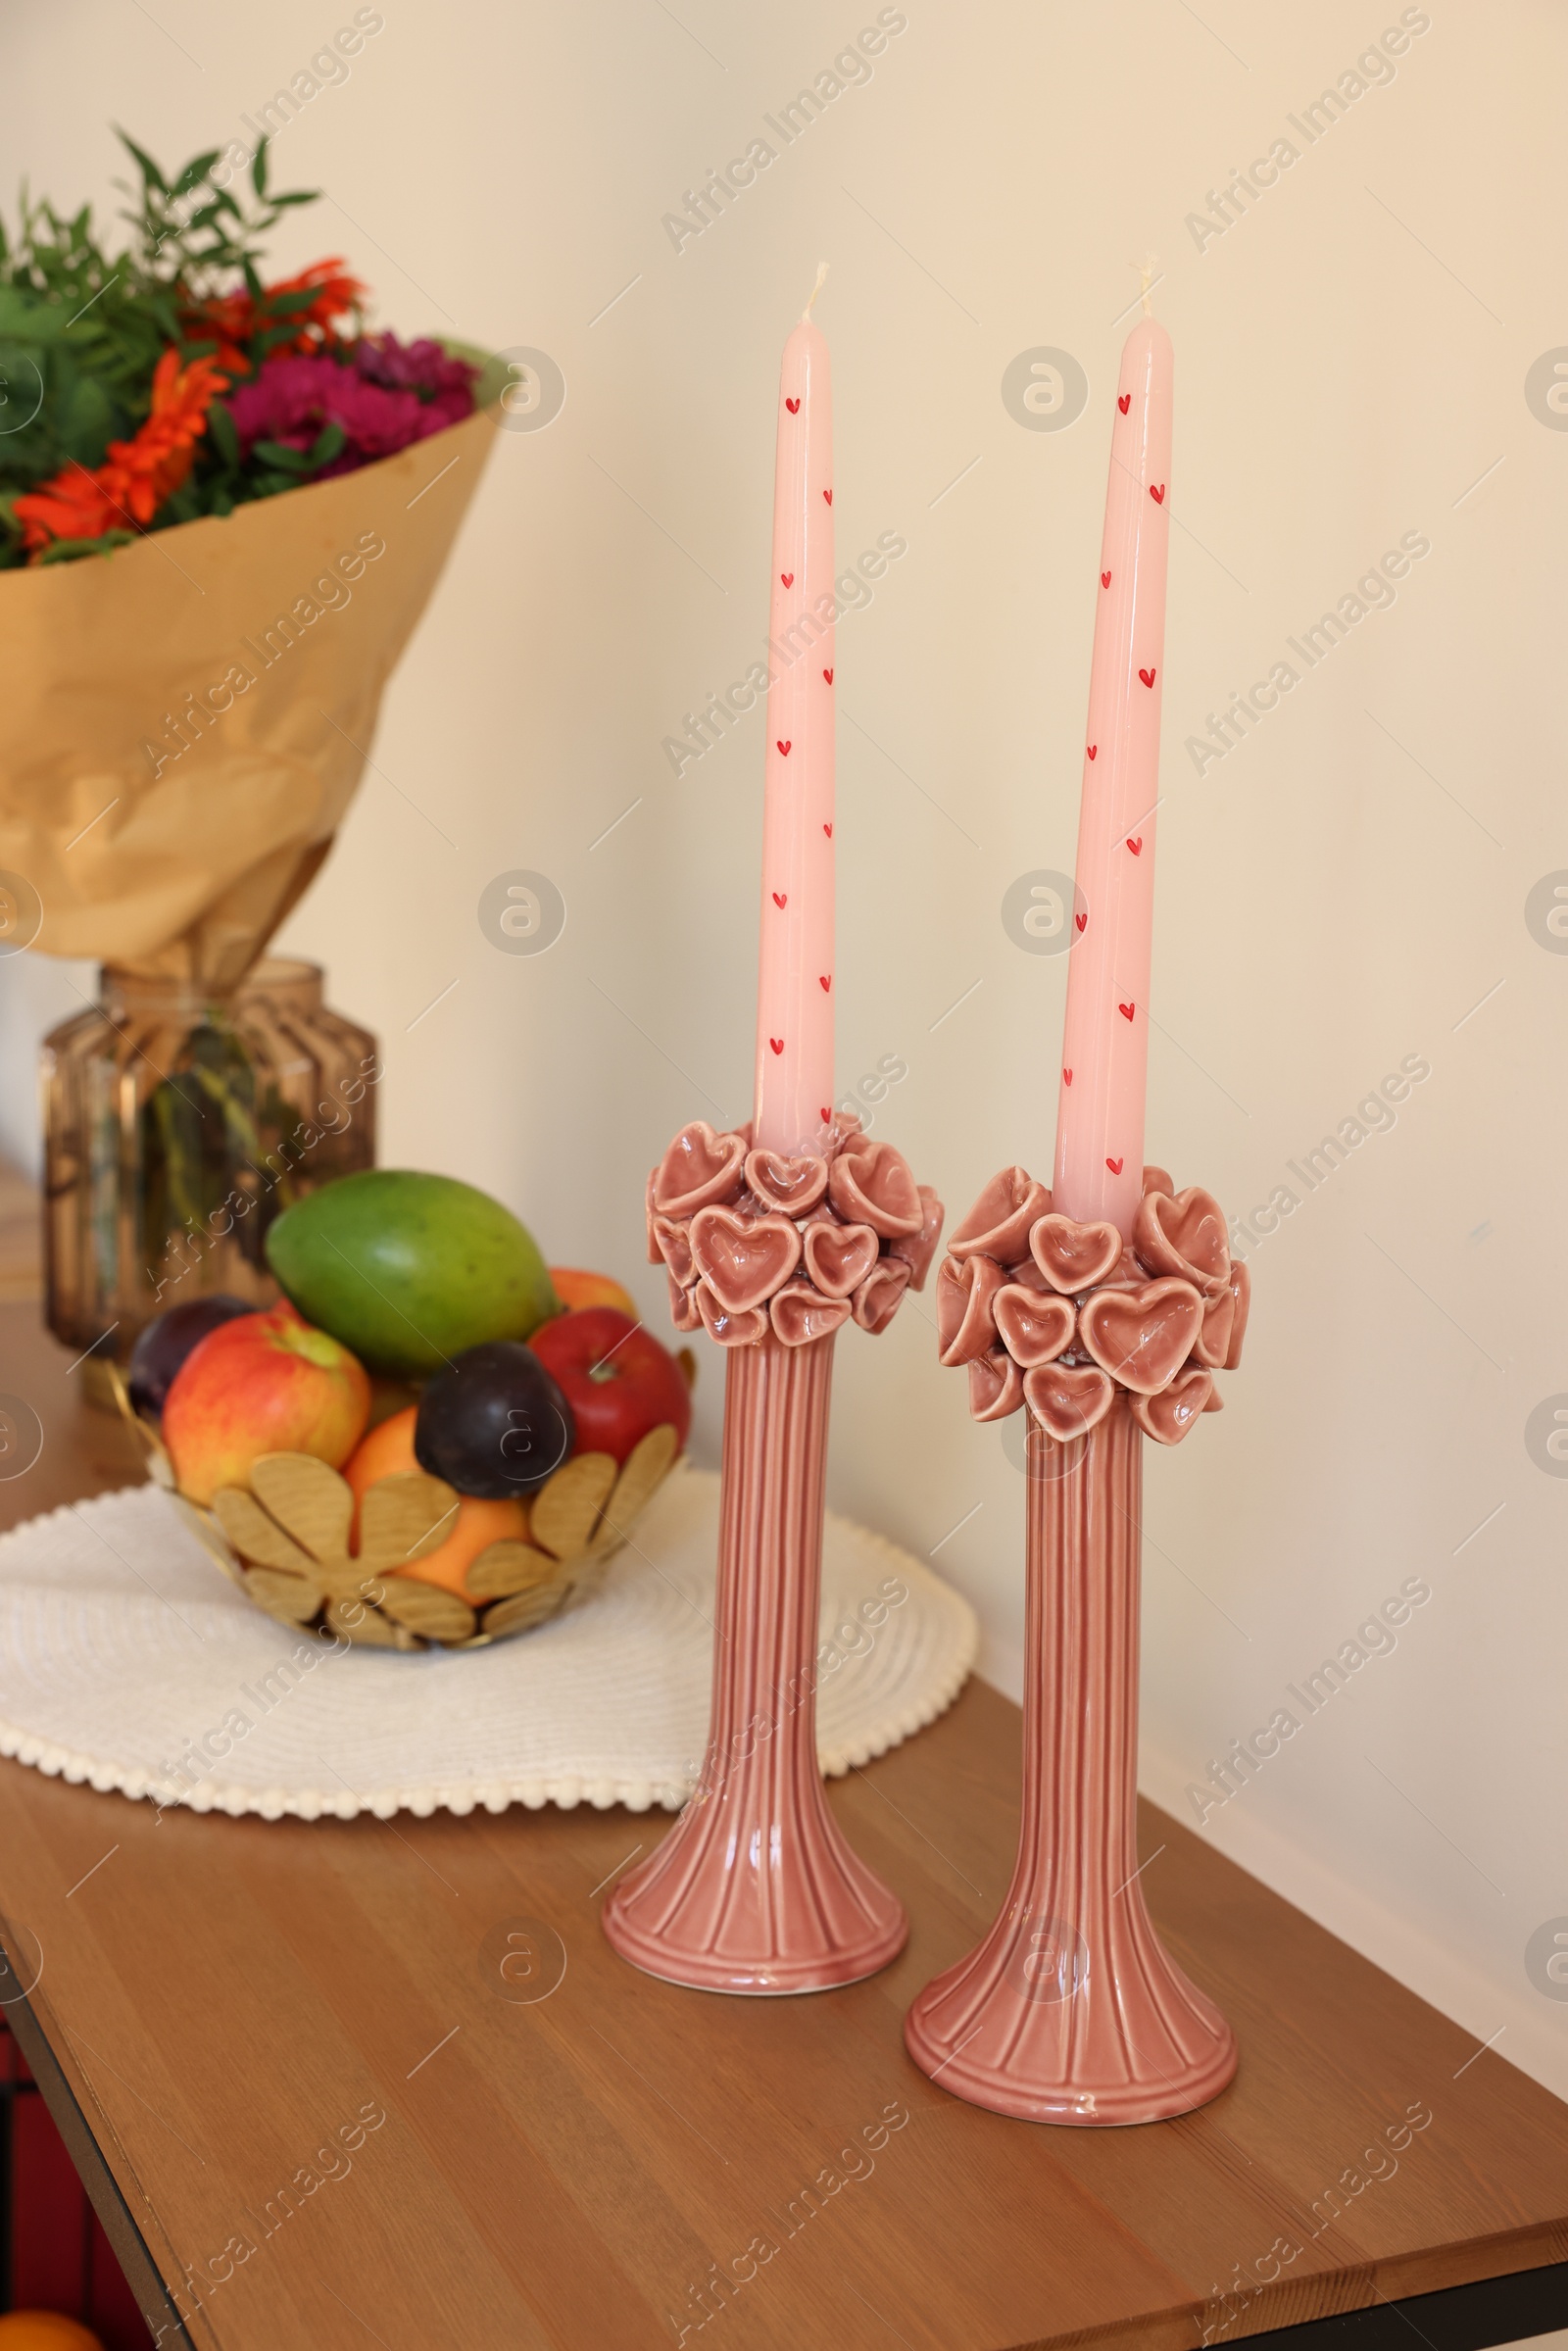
[4,0,1566,2093]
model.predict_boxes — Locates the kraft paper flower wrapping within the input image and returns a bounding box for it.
[0,345,505,988]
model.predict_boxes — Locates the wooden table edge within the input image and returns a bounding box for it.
[2,1931,204,2349]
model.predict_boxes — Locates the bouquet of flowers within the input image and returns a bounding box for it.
[0,131,503,981]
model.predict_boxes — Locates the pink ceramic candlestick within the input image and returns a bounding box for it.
[1054,311,1173,1241]
[754,281,835,1155]
[910,1165,1247,2122]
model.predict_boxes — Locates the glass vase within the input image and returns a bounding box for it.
[42,957,378,1381]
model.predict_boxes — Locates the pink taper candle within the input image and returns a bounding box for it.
[754,269,835,1154]
[1053,302,1173,1239]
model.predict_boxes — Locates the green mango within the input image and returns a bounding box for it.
[266,1170,559,1378]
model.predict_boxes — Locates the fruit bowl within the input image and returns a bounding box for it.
[112,1170,698,1651]
[110,1383,683,1650]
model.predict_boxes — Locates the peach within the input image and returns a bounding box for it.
[164,1301,370,1507]
[340,1406,529,1596]
[549,1265,637,1318]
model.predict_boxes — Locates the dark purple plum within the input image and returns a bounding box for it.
[127,1295,255,1419]
[415,1341,575,1497]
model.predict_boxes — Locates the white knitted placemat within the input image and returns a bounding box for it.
[0,1465,976,1821]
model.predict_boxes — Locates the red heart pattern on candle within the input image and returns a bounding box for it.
[690,1205,802,1315]
[1139,668,1156,688]
[776,740,792,756]
[769,1038,784,1054]
[1149,484,1165,504]
[785,397,800,413]
[805,1220,880,1298]
[853,1257,911,1334]
[1119,1002,1135,1020]
[818,974,831,992]
[772,891,787,907]
[820,1106,831,1125]
[1117,393,1131,414]
[653,1120,747,1216]
[1086,745,1097,759]
[948,1165,1051,1264]
[1023,1360,1114,1442]
[1102,570,1111,587]
[829,1138,924,1238]
[823,668,833,683]
[936,1253,1004,1366]
[823,822,832,837]
[968,1348,1024,1422]
[1130,1365,1213,1445]
[823,489,832,505]
[1062,1068,1073,1085]
[769,1281,851,1346]
[1078,1278,1202,1395]
[1132,1183,1231,1295]
[744,1148,828,1216]
[1029,1213,1121,1294]
[993,1285,1074,1369]
[780,571,794,587]
[1105,1157,1123,1175]
[1127,838,1142,855]
[1074,912,1086,932]
[695,1282,770,1348]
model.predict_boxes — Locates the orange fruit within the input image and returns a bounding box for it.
[341,1405,529,1597]
[550,1265,637,1317]
[0,2318,107,2350]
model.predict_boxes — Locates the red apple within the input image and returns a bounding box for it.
[549,1265,638,1318]
[528,1307,690,1466]
[164,1300,371,1505]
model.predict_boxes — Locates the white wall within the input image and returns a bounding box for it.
[4,0,1566,2094]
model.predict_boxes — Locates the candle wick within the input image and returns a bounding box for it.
[1137,256,1157,318]
[802,260,830,322]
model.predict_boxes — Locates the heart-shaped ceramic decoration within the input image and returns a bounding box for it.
[827,1139,924,1238]
[968,1349,1024,1422]
[993,1285,1076,1369]
[1078,1278,1202,1395]
[1022,1361,1114,1442]
[804,1220,880,1298]
[694,1283,769,1347]
[1192,1285,1236,1369]
[948,1166,1051,1264]
[654,1121,747,1217]
[1224,1259,1250,1370]
[1028,1213,1123,1295]
[888,1185,945,1292]
[1132,1185,1230,1294]
[744,1148,829,1217]
[1131,1366,1213,1445]
[853,1258,911,1334]
[936,1254,1004,1367]
[652,1214,694,1287]
[770,1282,852,1346]
[666,1270,703,1332]
[689,1205,802,1315]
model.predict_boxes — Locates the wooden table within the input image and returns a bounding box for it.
[1,1301,1565,2351]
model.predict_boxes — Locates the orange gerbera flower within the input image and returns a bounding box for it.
[15,346,227,555]
[185,258,366,374]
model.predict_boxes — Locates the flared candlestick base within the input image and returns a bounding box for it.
[905,1400,1236,2122]
[603,1333,906,1995]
